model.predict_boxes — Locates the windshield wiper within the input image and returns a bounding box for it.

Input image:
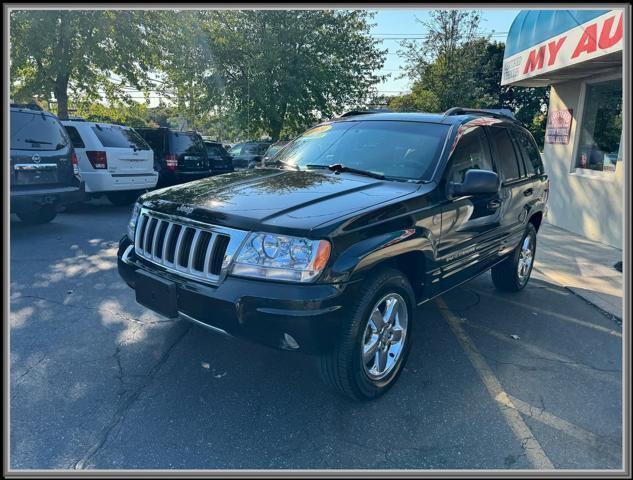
[305,163,385,180]
[23,138,52,144]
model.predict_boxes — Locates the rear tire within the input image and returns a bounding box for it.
[16,205,57,224]
[106,191,141,206]
[319,268,415,401]
[491,223,537,292]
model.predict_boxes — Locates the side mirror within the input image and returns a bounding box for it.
[450,169,500,196]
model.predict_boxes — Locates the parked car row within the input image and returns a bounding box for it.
[10,104,289,224]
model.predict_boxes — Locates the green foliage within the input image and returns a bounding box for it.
[388,84,440,112]
[200,10,386,140]
[71,100,151,128]
[394,11,550,148]
[10,10,165,119]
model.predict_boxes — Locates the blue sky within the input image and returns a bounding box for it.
[370,8,521,95]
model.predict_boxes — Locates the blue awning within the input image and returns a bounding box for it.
[504,10,610,58]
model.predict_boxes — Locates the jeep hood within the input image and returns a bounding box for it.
[141,169,424,234]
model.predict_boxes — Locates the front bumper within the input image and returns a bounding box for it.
[10,181,85,211]
[117,236,356,354]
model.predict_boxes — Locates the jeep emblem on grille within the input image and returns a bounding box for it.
[176,205,194,215]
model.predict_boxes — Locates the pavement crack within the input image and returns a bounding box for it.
[11,354,47,400]
[72,323,191,470]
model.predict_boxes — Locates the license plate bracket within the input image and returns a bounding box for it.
[135,269,178,318]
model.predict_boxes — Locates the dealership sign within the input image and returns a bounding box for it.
[502,10,623,85]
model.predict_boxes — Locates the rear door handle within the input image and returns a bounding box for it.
[487,199,501,210]
[523,188,533,197]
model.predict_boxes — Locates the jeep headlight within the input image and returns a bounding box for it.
[127,202,142,240]
[231,233,331,282]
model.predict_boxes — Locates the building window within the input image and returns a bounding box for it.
[576,78,622,173]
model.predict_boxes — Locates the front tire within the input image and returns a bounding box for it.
[491,223,537,292]
[319,268,415,400]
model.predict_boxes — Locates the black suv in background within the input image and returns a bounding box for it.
[135,128,210,187]
[118,109,548,400]
[203,141,234,175]
[228,141,271,170]
[10,104,84,224]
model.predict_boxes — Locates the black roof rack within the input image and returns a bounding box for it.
[11,102,44,111]
[443,107,519,123]
[339,109,391,118]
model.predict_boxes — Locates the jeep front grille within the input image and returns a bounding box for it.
[134,208,248,284]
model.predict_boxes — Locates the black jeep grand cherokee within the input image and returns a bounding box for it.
[118,109,549,400]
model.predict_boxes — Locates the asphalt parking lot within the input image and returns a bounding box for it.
[10,199,623,470]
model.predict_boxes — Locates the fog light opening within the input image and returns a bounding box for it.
[283,333,300,350]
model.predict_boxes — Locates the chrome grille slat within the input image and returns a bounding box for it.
[133,208,249,286]
[174,226,189,270]
[187,230,202,272]
[162,223,175,264]
[203,233,217,275]
[151,220,164,260]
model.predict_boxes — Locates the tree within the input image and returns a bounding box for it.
[155,11,219,131]
[388,84,440,112]
[200,10,386,141]
[394,11,550,146]
[399,10,484,111]
[10,10,165,119]
[471,41,550,146]
[70,100,151,128]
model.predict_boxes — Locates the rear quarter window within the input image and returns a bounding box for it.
[91,125,150,150]
[64,126,86,148]
[512,129,544,176]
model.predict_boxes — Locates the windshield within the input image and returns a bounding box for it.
[10,111,70,151]
[274,120,449,181]
[91,125,150,150]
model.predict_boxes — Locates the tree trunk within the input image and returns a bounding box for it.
[54,75,69,119]
[269,102,287,142]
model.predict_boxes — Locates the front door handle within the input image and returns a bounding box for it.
[487,199,501,210]
[523,188,533,197]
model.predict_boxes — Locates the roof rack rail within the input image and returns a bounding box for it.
[11,102,44,111]
[443,107,519,123]
[339,109,391,118]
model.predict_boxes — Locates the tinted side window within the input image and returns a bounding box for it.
[513,129,544,176]
[448,126,495,183]
[65,126,85,148]
[489,127,521,182]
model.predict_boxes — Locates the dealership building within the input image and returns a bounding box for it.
[502,9,624,248]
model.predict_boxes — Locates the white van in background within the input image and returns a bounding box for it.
[62,120,158,205]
